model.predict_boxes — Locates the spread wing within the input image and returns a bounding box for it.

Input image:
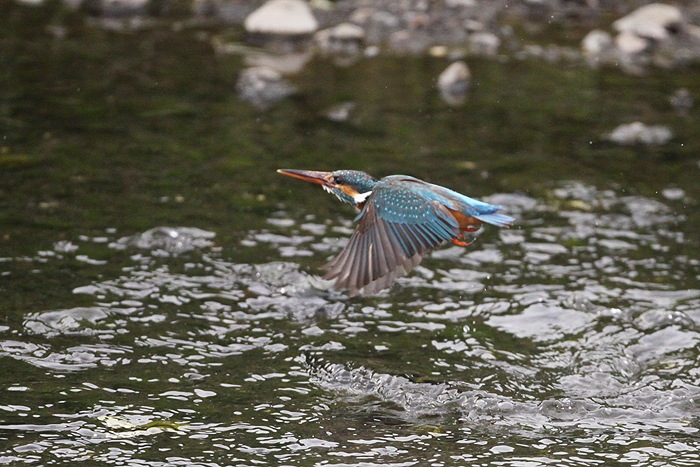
[322,178,460,295]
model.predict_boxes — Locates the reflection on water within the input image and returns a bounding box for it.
[1,184,698,465]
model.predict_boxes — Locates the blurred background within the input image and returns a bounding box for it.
[1,0,699,465]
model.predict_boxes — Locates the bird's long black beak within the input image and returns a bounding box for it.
[277,169,335,188]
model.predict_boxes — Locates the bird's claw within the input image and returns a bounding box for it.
[452,234,474,247]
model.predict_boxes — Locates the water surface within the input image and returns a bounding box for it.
[1,2,699,465]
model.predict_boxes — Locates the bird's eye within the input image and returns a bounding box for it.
[333,175,343,185]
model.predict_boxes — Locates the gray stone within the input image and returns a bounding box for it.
[350,8,400,44]
[388,29,431,55]
[315,22,365,54]
[468,31,500,56]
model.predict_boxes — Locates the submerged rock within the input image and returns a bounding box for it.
[244,50,313,75]
[322,102,356,123]
[236,66,295,110]
[244,0,318,36]
[437,60,470,106]
[669,88,693,114]
[605,122,673,146]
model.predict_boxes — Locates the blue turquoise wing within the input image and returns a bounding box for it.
[323,180,460,295]
[423,182,515,227]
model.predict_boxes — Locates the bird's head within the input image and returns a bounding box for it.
[277,169,377,206]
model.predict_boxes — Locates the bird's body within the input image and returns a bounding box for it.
[277,169,514,295]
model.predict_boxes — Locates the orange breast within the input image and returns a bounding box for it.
[448,209,483,233]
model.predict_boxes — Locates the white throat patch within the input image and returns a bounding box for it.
[353,191,373,204]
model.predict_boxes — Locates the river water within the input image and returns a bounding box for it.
[1,3,699,466]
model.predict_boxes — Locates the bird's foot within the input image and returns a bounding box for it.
[452,234,474,247]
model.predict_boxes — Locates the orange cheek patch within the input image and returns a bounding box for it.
[340,185,359,198]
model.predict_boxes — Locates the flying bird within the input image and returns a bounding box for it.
[277,169,514,295]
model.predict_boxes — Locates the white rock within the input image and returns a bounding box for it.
[244,0,318,36]
[437,61,470,106]
[438,61,470,92]
[615,31,649,55]
[329,22,365,41]
[581,29,612,57]
[605,122,673,146]
[613,3,683,41]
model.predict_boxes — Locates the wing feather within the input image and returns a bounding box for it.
[323,179,461,295]
[373,218,392,278]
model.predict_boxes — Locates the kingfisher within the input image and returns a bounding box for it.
[277,169,514,296]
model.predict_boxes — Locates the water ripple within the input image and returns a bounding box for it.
[2,182,699,465]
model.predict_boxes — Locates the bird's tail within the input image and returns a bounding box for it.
[475,212,514,227]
